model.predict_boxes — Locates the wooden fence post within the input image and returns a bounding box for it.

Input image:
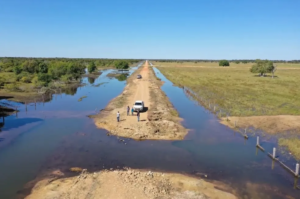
[273,147,276,159]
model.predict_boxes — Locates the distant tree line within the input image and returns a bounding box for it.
[0,57,140,91]
[150,59,300,63]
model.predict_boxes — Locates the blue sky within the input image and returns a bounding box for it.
[0,0,299,59]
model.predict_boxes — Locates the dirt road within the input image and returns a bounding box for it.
[93,61,187,140]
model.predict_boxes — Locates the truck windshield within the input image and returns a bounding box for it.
[135,102,142,105]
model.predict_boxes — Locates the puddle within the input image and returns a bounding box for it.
[0,62,299,199]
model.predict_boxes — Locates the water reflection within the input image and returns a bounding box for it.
[63,86,78,96]
[0,118,43,132]
[115,73,128,81]
[88,77,95,84]
[0,62,144,199]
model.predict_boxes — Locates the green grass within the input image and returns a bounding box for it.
[278,137,300,160]
[155,62,300,116]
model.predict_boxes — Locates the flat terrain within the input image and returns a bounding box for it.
[155,61,300,159]
[156,62,300,117]
[25,168,237,199]
[93,61,187,140]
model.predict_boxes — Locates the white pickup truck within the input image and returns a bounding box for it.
[133,101,144,112]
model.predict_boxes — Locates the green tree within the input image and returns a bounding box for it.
[219,60,230,67]
[114,60,129,70]
[38,73,52,85]
[88,62,97,73]
[250,59,274,76]
[13,65,23,75]
[38,62,48,73]
[22,60,39,73]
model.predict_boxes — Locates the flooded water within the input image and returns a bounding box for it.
[0,63,299,199]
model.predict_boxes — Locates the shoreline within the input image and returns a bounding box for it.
[93,61,188,140]
[24,168,237,199]
[220,115,300,135]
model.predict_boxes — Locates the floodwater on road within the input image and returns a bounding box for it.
[0,62,299,199]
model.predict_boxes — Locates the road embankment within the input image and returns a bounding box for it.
[93,61,187,140]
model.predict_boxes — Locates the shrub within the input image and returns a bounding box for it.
[14,65,23,75]
[20,76,32,83]
[4,83,20,92]
[16,72,32,82]
[38,73,52,86]
[32,75,39,84]
[0,77,5,87]
[88,62,97,73]
[114,60,129,70]
[4,67,14,72]
[60,74,73,83]
[219,60,230,67]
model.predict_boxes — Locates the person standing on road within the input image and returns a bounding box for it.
[131,107,134,115]
[137,110,140,122]
[127,106,130,116]
[117,111,120,122]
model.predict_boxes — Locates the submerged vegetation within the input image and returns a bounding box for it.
[78,96,87,102]
[156,61,300,116]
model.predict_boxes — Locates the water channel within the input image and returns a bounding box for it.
[0,62,299,199]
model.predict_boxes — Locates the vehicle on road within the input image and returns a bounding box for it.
[133,101,144,111]
[137,74,142,79]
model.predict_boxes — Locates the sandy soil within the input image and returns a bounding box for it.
[221,115,300,134]
[25,168,237,199]
[93,61,187,140]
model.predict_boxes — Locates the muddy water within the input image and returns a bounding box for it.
[0,63,299,199]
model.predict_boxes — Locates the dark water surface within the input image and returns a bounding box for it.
[0,63,299,199]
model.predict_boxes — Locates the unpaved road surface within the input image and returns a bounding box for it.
[25,168,237,199]
[93,61,187,140]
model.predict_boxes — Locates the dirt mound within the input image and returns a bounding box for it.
[25,168,237,199]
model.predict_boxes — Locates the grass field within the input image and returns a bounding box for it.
[279,137,300,160]
[155,62,300,116]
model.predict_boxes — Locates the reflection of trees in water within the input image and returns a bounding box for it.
[63,86,78,96]
[116,73,128,81]
[88,77,95,84]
